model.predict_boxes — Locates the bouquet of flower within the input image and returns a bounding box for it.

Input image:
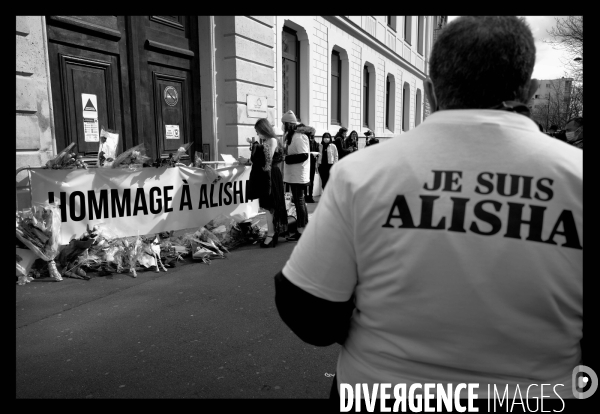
[180,231,225,264]
[16,203,63,281]
[98,128,119,167]
[44,142,87,169]
[16,253,33,285]
[111,143,151,169]
[56,237,95,280]
[192,151,205,168]
[123,236,143,277]
[172,142,193,164]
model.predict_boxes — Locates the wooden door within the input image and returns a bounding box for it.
[46,16,202,162]
[46,16,132,156]
[132,16,202,161]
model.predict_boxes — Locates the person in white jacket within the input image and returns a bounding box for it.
[317,132,338,190]
[282,110,310,241]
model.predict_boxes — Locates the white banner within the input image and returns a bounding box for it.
[30,166,258,244]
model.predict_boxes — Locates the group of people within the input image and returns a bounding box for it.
[242,112,382,248]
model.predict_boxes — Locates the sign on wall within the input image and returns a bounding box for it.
[246,95,268,118]
[165,124,180,139]
[30,166,258,244]
[81,93,99,142]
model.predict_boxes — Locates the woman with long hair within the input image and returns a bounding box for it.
[246,118,288,248]
[333,127,354,161]
[346,130,359,152]
[281,110,310,242]
[317,132,338,189]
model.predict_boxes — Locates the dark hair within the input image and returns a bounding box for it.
[255,118,276,139]
[334,130,346,140]
[283,122,298,146]
[566,117,583,128]
[322,132,332,139]
[549,124,558,131]
[429,16,536,109]
[349,130,358,139]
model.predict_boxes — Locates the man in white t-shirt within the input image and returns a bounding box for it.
[274,16,582,401]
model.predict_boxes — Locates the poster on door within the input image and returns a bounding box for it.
[81,93,99,142]
[165,124,180,139]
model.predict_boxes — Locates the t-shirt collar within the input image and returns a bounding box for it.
[424,109,540,133]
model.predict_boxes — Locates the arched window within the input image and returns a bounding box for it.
[363,66,369,127]
[282,27,300,120]
[386,74,396,132]
[363,63,376,129]
[415,89,422,126]
[331,50,342,125]
[402,82,411,132]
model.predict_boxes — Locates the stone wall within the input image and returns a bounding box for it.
[16,16,55,209]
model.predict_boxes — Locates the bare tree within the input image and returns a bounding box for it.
[545,16,583,83]
[530,79,582,130]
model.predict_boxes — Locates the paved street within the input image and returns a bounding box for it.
[16,198,341,399]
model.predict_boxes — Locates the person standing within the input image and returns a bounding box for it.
[345,130,359,152]
[282,110,310,241]
[564,117,583,149]
[274,16,582,401]
[299,124,319,203]
[317,132,338,190]
[364,130,379,146]
[333,127,354,160]
[246,118,288,248]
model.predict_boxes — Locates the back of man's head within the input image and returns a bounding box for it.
[429,16,536,110]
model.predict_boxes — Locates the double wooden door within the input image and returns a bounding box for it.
[46,16,203,161]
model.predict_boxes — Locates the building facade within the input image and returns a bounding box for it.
[528,77,574,131]
[16,16,445,207]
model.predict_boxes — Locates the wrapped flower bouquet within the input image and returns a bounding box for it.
[16,203,63,281]
[112,143,151,170]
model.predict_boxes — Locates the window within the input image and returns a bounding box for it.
[415,89,422,126]
[402,82,410,131]
[417,16,425,55]
[331,50,342,125]
[363,65,369,127]
[386,76,391,129]
[385,74,396,132]
[404,16,412,45]
[387,16,396,31]
[282,27,300,120]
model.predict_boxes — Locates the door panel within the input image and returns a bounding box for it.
[60,54,117,153]
[149,16,188,36]
[137,16,201,160]
[152,70,190,155]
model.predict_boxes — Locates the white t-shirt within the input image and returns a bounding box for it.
[282,110,582,398]
[283,132,310,184]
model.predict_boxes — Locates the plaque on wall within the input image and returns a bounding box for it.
[246,95,267,118]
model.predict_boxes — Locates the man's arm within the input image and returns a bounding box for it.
[285,153,309,164]
[274,270,355,346]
